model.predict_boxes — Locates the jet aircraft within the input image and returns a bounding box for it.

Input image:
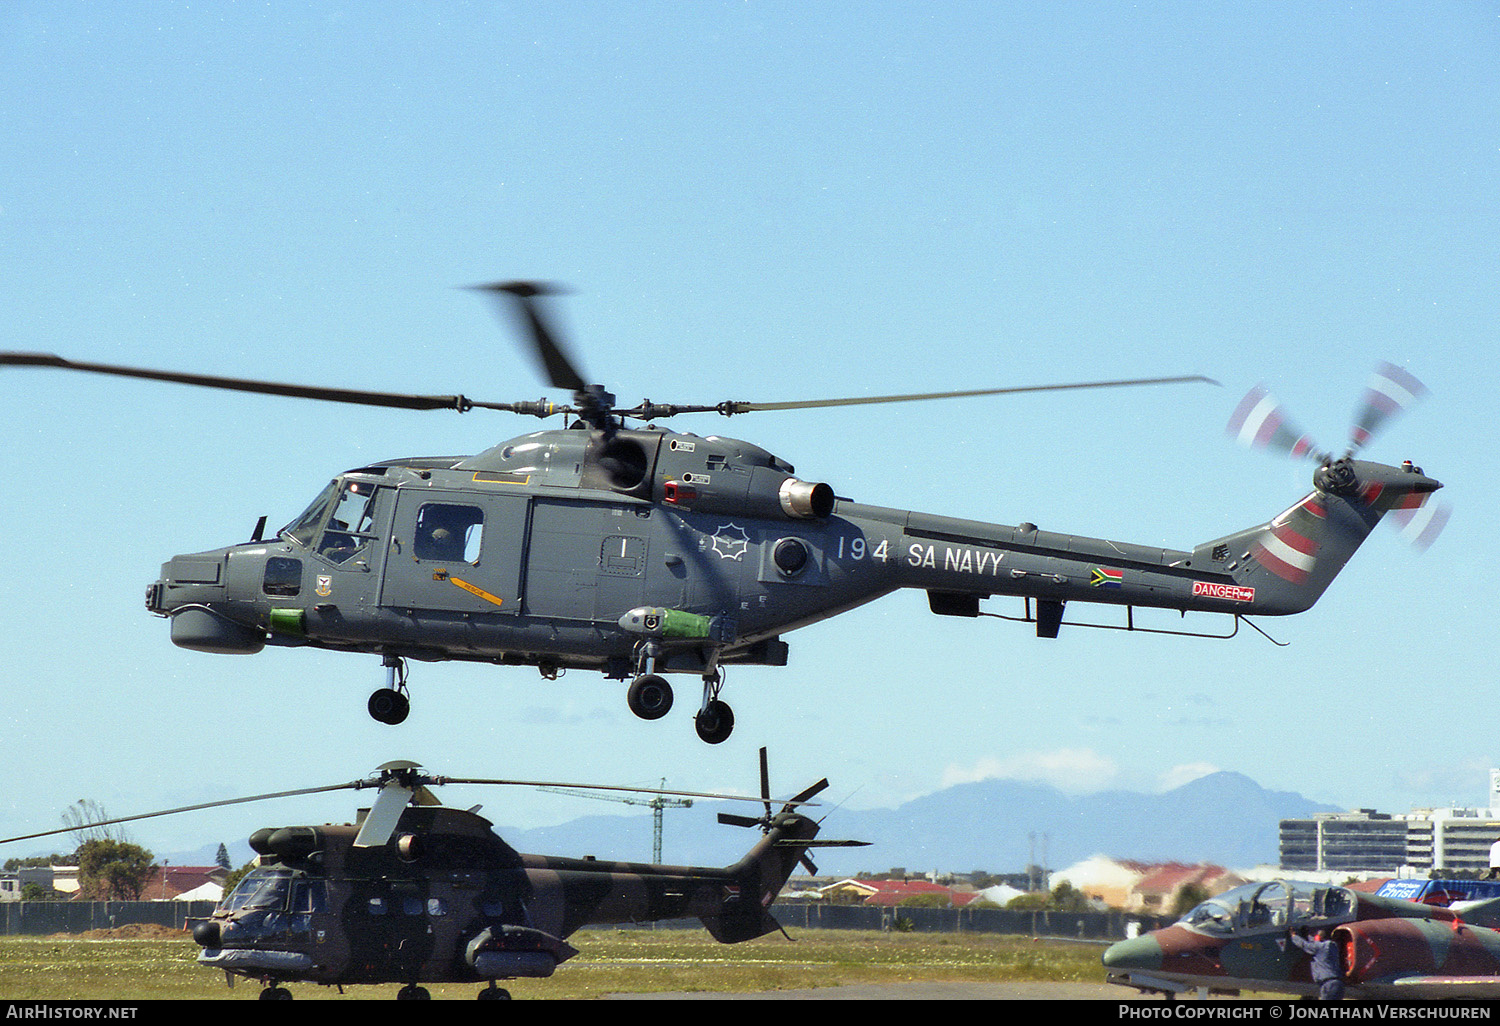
[1103,879,1500,1000]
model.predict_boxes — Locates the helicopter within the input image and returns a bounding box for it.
[1,286,1444,743]
[1103,878,1500,1000]
[0,750,864,1000]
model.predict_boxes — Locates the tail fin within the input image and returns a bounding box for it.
[699,808,822,943]
[1194,458,1442,616]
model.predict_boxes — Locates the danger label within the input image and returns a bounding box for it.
[1192,581,1256,604]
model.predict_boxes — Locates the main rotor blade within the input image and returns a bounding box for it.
[434,776,811,806]
[0,780,363,847]
[353,781,415,848]
[468,281,589,393]
[1,352,484,413]
[650,375,1218,418]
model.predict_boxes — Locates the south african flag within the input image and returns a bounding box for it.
[1090,567,1123,588]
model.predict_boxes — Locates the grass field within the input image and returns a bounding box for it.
[0,926,1109,1000]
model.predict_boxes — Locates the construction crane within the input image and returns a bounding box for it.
[541,781,692,864]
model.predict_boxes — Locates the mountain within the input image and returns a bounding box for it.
[159,771,1339,877]
[486,770,1340,877]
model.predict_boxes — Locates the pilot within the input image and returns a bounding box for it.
[1289,928,1345,1001]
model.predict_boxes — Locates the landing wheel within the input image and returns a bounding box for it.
[694,699,734,744]
[368,688,410,725]
[626,674,674,720]
[258,986,292,1000]
[478,984,512,1000]
[397,984,430,1000]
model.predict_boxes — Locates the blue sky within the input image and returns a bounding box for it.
[1,2,1495,869]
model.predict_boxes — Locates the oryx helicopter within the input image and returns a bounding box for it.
[0,750,863,1000]
[1,286,1445,742]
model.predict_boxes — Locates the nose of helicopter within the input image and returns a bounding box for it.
[191,919,221,948]
[1101,933,1164,972]
[146,546,269,654]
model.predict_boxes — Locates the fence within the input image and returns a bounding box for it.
[769,902,1166,939]
[0,900,1168,941]
[0,900,217,937]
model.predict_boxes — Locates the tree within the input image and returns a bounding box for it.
[62,799,130,847]
[76,839,154,901]
[1170,882,1211,918]
[215,844,231,871]
[223,860,256,895]
[1007,881,1091,912]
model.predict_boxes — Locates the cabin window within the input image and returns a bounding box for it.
[413,503,484,563]
[263,557,302,597]
[291,879,326,914]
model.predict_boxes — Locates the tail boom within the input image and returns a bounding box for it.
[843,458,1440,627]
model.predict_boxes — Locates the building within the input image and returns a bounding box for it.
[1279,771,1500,876]
[0,867,59,902]
[1126,863,1244,915]
[816,878,980,907]
[1280,810,1410,873]
[1050,856,1155,908]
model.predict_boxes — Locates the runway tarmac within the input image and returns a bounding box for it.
[605,980,1125,1000]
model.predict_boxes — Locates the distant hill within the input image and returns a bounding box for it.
[470,770,1340,877]
[160,770,1338,876]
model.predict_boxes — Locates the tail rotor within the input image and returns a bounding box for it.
[717,747,831,874]
[1226,361,1449,552]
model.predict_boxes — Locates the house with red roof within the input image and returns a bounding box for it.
[817,878,980,907]
[1126,862,1243,915]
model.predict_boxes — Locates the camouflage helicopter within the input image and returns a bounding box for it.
[1,750,863,1000]
[1104,878,1500,1000]
[0,287,1445,743]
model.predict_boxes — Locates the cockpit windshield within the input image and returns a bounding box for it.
[1177,881,1354,936]
[278,478,388,564]
[220,868,294,913]
[214,868,327,945]
[280,480,339,549]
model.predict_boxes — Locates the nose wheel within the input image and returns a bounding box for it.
[369,656,411,725]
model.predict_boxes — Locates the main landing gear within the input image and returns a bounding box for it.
[625,665,735,744]
[368,651,737,743]
[368,655,411,725]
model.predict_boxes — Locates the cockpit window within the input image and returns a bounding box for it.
[281,480,339,549]
[1177,881,1353,936]
[220,869,294,913]
[316,481,387,565]
[279,479,389,564]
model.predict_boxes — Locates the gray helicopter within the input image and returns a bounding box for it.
[1,286,1444,743]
